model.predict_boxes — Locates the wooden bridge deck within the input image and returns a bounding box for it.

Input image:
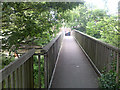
[51,36,98,88]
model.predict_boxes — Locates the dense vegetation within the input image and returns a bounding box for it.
[1,2,83,68]
[1,2,83,88]
[1,2,82,68]
[1,1,120,89]
[63,3,120,89]
[64,4,119,48]
[2,2,82,51]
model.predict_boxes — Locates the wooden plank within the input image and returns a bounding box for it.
[5,77,8,88]
[0,82,1,90]
[11,73,13,88]
[27,59,30,88]
[98,44,102,70]
[73,30,120,74]
[11,71,15,88]
[95,42,98,69]
[47,48,50,83]
[53,43,56,65]
[106,48,110,72]
[107,49,111,71]
[74,30,120,51]
[22,64,24,88]
[26,60,28,88]
[0,49,36,82]
[44,54,48,88]
[30,56,34,88]
[24,61,28,88]
[112,51,116,71]
[22,63,26,88]
[101,46,106,70]
[28,58,31,88]
[113,51,116,61]
[8,75,11,88]
[19,66,22,88]
[116,52,120,83]
[38,55,41,88]
[15,69,19,88]
[54,42,57,63]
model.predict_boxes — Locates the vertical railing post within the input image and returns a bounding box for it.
[30,56,34,88]
[11,72,15,88]
[38,54,41,88]
[8,75,10,88]
[44,53,48,88]
[0,80,1,89]
[116,52,120,83]
[19,66,22,88]
[15,68,19,88]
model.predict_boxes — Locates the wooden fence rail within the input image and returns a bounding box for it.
[0,49,35,89]
[0,32,64,89]
[72,30,120,82]
[42,32,64,88]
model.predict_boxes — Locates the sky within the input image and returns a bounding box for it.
[84,0,119,15]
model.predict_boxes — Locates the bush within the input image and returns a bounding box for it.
[98,62,120,89]
[33,55,45,88]
[1,54,15,69]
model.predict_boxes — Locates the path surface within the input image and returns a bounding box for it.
[51,36,98,88]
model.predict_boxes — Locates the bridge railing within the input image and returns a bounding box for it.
[0,32,64,89]
[0,49,35,89]
[72,30,120,82]
[42,32,64,88]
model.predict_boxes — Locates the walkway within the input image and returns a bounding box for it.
[51,36,98,88]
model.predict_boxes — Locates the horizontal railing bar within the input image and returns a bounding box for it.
[18,53,44,55]
[0,48,36,82]
[2,47,42,50]
[18,48,42,49]
[75,30,120,52]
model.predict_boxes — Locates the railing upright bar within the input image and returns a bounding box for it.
[116,52,120,83]
[5,77,8,88]
[38,54,41,88]
[19,66,22,88]
[15,69,19,88]
[22,63,25,88]
[73,30,120,77]
[44,53,48,88]
[30,56,34,88]
[1,32,63,89]
[27,59,30,88]
[24,62,27,88]
[0,81,2,90]
[8,75,11,88]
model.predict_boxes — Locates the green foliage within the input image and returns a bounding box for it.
[1,2,83,88]
[98,70,119,89]
[98,62,120,89]
[64,4,87,32]
[33,55,45,88]
[64,4,120,89]
[2,2,81,52]
[64,3,119,47]
[1,54,15,69]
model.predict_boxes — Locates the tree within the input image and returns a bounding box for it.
[63,3,88,32]
[64,4,119,47]
[1,2,83,52]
